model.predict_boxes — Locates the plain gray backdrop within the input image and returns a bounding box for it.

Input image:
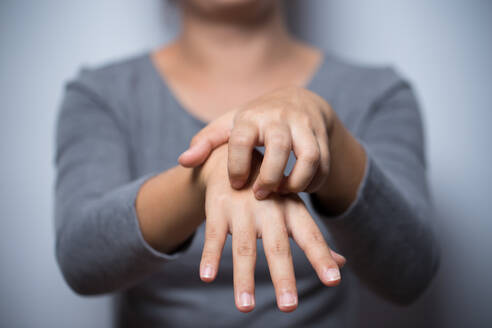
[1,1,491,327]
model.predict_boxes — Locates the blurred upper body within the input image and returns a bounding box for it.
[54,0,439,327]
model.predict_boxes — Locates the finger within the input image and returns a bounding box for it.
[261,207,298,312]
[305,130,331,193]
[285,198,341,287]
[200,200,228,283]
[178,115,233,167]
[330,250,347,268]
[252,124,292,199]
[232,212,257,313]
[228,122,259,189]
[282,126,320,193]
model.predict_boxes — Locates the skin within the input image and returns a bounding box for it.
[199,145,346,312]
[137,145,346,313]
[179,87,367,215]
[136,0,364,313]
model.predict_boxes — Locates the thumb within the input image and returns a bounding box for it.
[178,115,233,167]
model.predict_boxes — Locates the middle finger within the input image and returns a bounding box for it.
[232,211,257,313]
[261,205,298,312]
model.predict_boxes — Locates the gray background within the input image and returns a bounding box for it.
[1,1,490,327]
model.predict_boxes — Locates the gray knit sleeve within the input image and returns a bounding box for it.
[310,78,440,305]
[54,78,192,295]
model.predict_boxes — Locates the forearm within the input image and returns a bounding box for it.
[136,165,206,254]
[56,166,206,295]
[314,114,366,215]
[311,114,438,304]
[312,156,439,304]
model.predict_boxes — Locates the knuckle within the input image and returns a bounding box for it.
[236,110,254,123]
[298,114,312,128]
[308,229,326,245]
[230,132,254,148]
[206,225,220,240]
[207,226,219,240]
[301,147,320,165]
[237,240,256,257]
[268,240,290,257]
[269,134,291,152]
[214,193,230,207]
[276,108,290,121]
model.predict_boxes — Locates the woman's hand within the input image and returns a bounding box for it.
[198,144,346,313]
[179,86,335,200]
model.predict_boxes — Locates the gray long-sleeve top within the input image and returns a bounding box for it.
[54,52,439,327]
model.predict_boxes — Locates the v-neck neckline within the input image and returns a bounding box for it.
[143,51,328,128]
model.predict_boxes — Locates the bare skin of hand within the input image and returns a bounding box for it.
[179,86,332,198]
[199,144,346,313]
[179,85,366,214]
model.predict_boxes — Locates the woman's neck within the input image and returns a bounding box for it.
[151,1,322,121]
[175,1,297,80]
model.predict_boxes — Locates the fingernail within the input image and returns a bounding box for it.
[323,268,340,282]
[231,179,243,189]
[202,265,214,279]
[255,189,269,199]
[279,292,297,307]
[239,292,254,308]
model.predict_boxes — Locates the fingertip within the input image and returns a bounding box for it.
[236,292,256,313]
[254,189,270,200]
[178,148,199,166]
[278,304,298,313]
[321,267,342,287]
[179,146,211,168]
[278,292,298,312]
[200,264,216,283]
[230,178,246,190]
[236,305,255,313]
[200,276,215,283]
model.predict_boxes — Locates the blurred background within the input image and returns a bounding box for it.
[1,1,491,327]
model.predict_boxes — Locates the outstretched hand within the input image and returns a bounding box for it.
[198,144,345,313]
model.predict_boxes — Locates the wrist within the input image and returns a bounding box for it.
[315,115,367,215]
[198,143,228,190]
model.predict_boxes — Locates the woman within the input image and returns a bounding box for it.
[55,0,439,326]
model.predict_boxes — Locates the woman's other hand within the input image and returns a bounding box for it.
[179,86,335,200]
[198,144,346,313]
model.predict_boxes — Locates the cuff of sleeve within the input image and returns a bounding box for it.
[120,172,196,263]
[309,141,374,222]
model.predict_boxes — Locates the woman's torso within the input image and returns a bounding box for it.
[74,52,402,327]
